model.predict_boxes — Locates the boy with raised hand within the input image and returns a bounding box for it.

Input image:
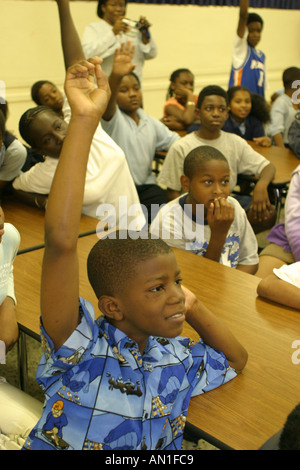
[23,57,247,450]
[228,0,266,97]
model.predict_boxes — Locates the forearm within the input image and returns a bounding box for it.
[0,297,19,352]
[56,0,84,70]
[236,263,258,275]
[185,298,248,371]
[237,0,248,37]
[273,133,285,148]
[257,162,275,186]
[257,274,300,310]
[102,73,121,121]
[203,232,228,263]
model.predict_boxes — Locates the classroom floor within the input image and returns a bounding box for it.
[0,218,276,451]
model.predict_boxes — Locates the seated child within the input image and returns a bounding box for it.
[288,111,300,158]
[150,146,258,274]
[101,41,180,224]
[0,109,27,197]
[162,68,199,132]
[23,54,248,451]
[157,84,276,234]
[12,0,145,231]
[31,80,64,117]
[257,262,300,310]
[270,66,300,148]
[256,164,300,278]
[223,86,271,147]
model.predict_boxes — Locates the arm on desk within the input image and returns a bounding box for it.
[182,286,248,372]
[257,274,300,310]
[249,162,276,221]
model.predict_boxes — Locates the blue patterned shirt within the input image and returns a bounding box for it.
[23,298,237,450]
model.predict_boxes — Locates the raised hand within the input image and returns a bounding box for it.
[64,57,111,121]
[112,41,136,78]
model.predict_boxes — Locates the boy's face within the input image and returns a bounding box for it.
[198,95,228,133]
[0,207,4,244]
[29,111,68,158]
[38,83,64,114]
[247,22,262,48]
[117,75,142,115]
[181,159,231,217]
[112,252,186,353]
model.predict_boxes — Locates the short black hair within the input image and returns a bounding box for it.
[282,67,300,90]
[197,85,228,109]
[31,80,55,105]
[87,231,172,299]
[97,0,128,18]
[247,13,263,28]
[19,106,58,147]
[183,145,229,180]
[279,403,300,450]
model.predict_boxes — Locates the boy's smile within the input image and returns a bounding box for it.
[229,90,252,123]
[111,252,186,353]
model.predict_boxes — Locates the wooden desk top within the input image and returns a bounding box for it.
[173,247,300,450]
[13,238,300,450]
[247,141,299,185]
[2,198,99,253]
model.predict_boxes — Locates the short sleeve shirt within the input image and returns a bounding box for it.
[23,298,237,450]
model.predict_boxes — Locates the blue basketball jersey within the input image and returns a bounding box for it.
[229,45,265,97]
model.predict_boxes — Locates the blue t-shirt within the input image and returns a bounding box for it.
[23,298,237,450]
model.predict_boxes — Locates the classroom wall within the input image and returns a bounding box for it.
[1,0,299,141]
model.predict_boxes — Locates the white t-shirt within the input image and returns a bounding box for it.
[0,223,20,306]
[82,19,157,84]
[13,100,146,231]
[0,139,26,182]
[273,262,300,288]
[150,194,258,268]
[157,130,270,193]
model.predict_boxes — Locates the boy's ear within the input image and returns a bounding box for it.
[98,295,123,321]
[180,174,190,193]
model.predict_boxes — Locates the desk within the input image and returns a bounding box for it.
[173,248,300,450]
[13,238,300,450]
[2,198,99,253]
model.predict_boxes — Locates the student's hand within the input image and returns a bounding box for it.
[253,136,272,147]
[65,57,111,121]
[112,41,136,77]
[174,85,194,103]
[112,17,129,35]
[207,197,235,234]
[250,181,272,221]
[181,285,197,314]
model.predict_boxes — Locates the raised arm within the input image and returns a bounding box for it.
[182,286,248,372]
[102,41,136,121]
[237,0,249,38]
[56,0,85,70]
[41,58,110,350]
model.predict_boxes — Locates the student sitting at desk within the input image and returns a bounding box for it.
[22,48,247,450]
[223,86,271,147]
[0,204,43,450]
[157,84,276,234]
[150,146,258,274]
[256,164,300,278]
[270,67,300,148]
[162,68,199,132]
[12,0,145,231]
[101,41,179,223]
